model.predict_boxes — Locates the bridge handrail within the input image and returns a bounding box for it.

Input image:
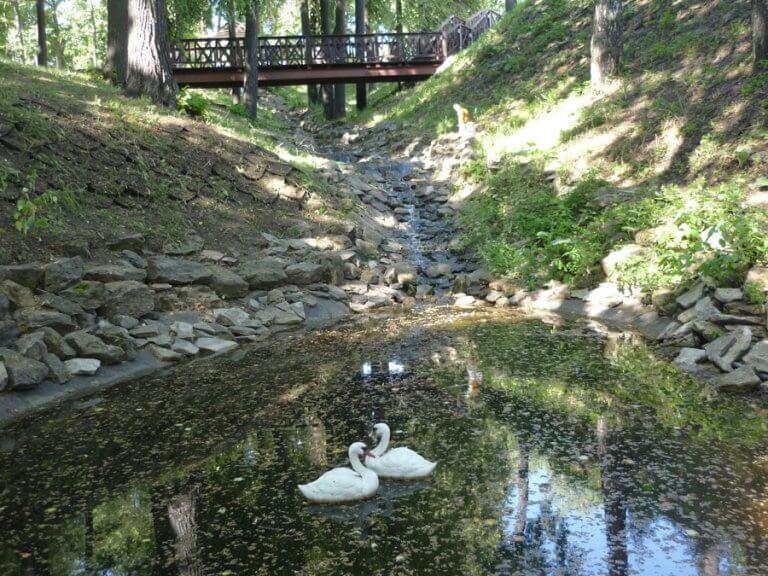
[170,32,446,70]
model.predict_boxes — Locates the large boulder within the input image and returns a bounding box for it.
[42,353,70,384]
[15,309,76,333]
[45,257,84,292]
[147,257,212,286]
[0,348,49,391]
[84,265,147,283]
[0,280,37,309]
[743,340,768,373]
[100,281,155,319]
[107,233,145,252]
[240,257,288,289]
[60,281,107,311]
[285,262,325,285]
[14,332,47,361]
[0,264,44,289]
[713,365,761,393]
[205,265,249,298]
[64,331,126,365]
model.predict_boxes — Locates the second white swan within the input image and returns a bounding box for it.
[365,423,437,480]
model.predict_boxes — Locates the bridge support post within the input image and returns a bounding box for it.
[355,0,367,110]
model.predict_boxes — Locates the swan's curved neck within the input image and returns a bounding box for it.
[371,427,390,457]
[349,450,374,477]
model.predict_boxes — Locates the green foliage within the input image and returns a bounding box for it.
[461,159,628,287]
[178,88,210,117]
[745,281,767,306]
[617,182,768,290]
[14,185,79,236]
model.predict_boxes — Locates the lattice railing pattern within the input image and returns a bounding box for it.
[170,10,500,71]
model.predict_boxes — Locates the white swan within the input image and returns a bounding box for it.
[365,423,437,480]
[298,442,380,504]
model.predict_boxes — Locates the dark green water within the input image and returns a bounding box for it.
[0,313,766,576]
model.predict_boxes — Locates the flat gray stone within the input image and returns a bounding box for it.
[84,265,147,283]
[15,309,75,333]
[673,348,707,368]
[714,365,761,393]
[170,321,195,339]
[64,331,126,365]
[196,337,238,354]
[743,340,768,373]
[64,358,101,376]
[100,281,155,319]
[15,332,47,361]
[0,362,7,390]
[0,348,48,390]
[0,264,44,289]
[285,262,326,285]
[205,265,249,298]
[676,282,705,309]
[42,353,70,384]
[149,344,184,362]
[0,320,19,347]
[147,257,212,286]
[240,257,288,289]
[214,307,251,327]
[60,281,107,311]
[45,257,84,292]
[1,280,37,309]
[704,327,752,372]
[107,233,144,252]
[171,339,200,356]
[714,288,744,304]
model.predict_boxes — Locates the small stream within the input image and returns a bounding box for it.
[0,312,766,575]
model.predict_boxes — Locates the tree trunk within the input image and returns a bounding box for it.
[244,1,260,119]
[105,0,128,83]
[355,0,367,110]
[36,0,47,67]
[597,417,628,576]
[754,0,768,68]
[320,0,334,119]
[513,441,529,542]
[395,0,403,34]
[125,0,178,106]
[226,2,242,105]
[302,0,319,106]
[48,0,65,69]
[12,0,27,64]
[590,0,622,87]
[89,0,99,69]
[506,0,517,12]
[332,0,346,119]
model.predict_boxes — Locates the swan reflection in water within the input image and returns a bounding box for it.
[307,481,431,528]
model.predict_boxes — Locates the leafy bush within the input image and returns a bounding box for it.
[178,88,209,117]
[460,158,768,292]
[228,102,248,117]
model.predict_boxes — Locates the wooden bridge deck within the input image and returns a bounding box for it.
[171,10,501,89]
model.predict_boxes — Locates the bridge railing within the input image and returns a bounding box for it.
[170,32,446,71]
[467,9,502,42]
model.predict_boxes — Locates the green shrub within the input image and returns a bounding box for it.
[178,89,210,117]
[228,102,248,117]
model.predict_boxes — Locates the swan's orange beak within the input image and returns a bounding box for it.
[363,448,375,459]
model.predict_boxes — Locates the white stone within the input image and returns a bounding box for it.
[676,282,705,309]
[172,339,200,356]
[213,307,251,327]
[714,288,744,304]
[673,348,707,368]
[64,358,101,376]
[170,321,195,339]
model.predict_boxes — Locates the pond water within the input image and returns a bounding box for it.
[0,312,767,576]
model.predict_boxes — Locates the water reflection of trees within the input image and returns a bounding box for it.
[0,319,766,574]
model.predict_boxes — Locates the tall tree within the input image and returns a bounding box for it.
[332,0,346,119]
[35,0,47,66]
[754,0,768,68]
[590,0,622,87]
[320,0,333,119]
[11,0,28,63]
[505,0,517,12]
[88,0,100,68]
[244,0,260,119]
[355,0,366,110]
[124,0,179,106]
[47,0,65,69]
[302,0,319,106]
[105,0,127,83]
[225,0,242,104]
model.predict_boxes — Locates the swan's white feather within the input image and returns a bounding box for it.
[366,447,437,480]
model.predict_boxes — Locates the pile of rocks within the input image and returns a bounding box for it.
[0,231,356,393]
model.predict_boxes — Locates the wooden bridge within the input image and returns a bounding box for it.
[171,10,501,89]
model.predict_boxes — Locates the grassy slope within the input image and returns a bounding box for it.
[360,0,768,293]
[0,62,347,265]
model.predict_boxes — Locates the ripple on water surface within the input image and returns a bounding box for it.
[0,313,766,575]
